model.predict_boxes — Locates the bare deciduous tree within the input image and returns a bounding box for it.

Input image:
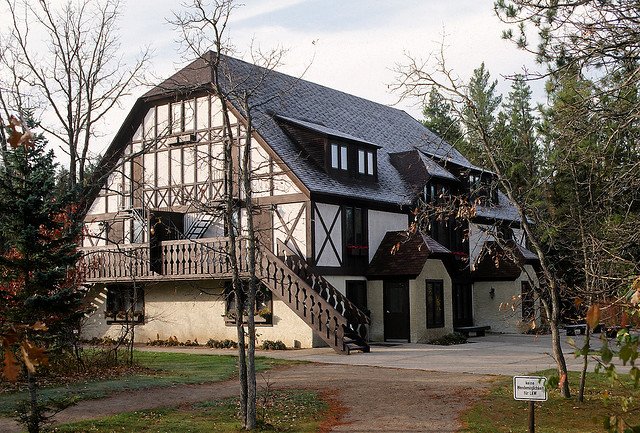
[170,1,291,429]
[1,0,149,191]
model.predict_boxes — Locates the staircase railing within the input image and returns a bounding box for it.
[275,240,370,342]
[257,248,348,352]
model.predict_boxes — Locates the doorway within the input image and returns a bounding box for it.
[452,282,473,327]
[383,279,410,341]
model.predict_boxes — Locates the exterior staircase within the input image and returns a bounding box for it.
[185,213,216,239]
[257,240,370,354]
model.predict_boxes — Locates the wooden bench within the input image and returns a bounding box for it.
[455,325,491,337]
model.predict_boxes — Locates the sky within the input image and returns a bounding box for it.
[1,0,545,161]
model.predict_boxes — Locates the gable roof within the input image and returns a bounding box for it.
[141,52,478,206]
[367,231,451,279]
[472,240,539,281]
[83,52,522,222]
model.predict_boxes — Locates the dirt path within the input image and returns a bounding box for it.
[0,364,493,432]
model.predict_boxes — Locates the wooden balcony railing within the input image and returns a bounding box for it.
[81,237,248,282]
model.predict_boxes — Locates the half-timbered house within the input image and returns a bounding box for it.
[81,53,539,353]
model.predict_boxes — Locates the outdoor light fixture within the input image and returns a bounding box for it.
[490,287,495,299]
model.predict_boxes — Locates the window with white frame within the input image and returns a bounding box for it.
[330,143,348,171]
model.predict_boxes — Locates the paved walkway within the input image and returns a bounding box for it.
[0,332,614,432]
[138,332,609,376]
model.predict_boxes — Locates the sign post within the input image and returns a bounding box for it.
[513,376,547,433]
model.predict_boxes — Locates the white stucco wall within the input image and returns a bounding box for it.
[367,210,408,262]
[367,280,384,342]
[82,281,315,348]
[366,259,452,343]
[410,259,454,343]
[472,264,540,333]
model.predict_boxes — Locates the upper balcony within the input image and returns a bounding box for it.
[81,237,250,283]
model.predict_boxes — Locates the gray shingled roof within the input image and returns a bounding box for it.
[476,191,522,222]
[276,115,381,148]
[143,53,478,206]
[135,53,523,225]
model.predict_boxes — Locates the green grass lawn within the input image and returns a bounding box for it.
[461,369,640,433]
[50,390,326,433]
[0,351,296,416]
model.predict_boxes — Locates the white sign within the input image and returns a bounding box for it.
[513,376,548,401]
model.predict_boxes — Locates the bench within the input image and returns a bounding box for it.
[564,324,586,336]
[455,325,491,337]
[564,324,605,336]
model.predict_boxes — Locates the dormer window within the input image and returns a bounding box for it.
[331,143,348,171]
[358,149,375,176]
[275,115,378,181]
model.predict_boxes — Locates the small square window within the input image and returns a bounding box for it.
[225,283,273,325]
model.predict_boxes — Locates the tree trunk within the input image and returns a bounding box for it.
[578,323,590,402]
[26,370,40,433]
[242,111,257,430]
[548,282,571,398]
[245,286,257,430]
[233,285,248,427]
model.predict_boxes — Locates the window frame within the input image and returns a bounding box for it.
[330,142,348,171]
[224,283,274,326]
[343,206,368,256]
[357,148,376,176]
[346,280,369,314]
[105,286,145,324]
[426,279,445,328]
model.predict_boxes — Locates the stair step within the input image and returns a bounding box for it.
[345,342,370,354]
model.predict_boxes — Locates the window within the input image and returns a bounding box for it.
[225,283,273,325]
[346,280,368,314]
[344,206,367,256]
[357,149,375,176]
[521,281,535,322]
[426,280,445,328]
[171,102,183,134]
[105,286,144,323]
[330,143,348,170]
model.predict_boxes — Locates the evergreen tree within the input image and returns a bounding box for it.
[494,75,540,201]
[422,88,465,147]
[461,62,502,166]
[0,115,84,432]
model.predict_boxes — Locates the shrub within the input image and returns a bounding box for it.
[260,340,287,350]
[206,339,238,349]
[146,336,200,347]
[427,332,467,346]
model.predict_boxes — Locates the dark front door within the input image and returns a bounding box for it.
[452,282,473,327]
[384,280,410,341]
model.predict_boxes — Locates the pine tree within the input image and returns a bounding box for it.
[422,88,465,147]
[0,115,84,432]
[495,75,540,200]
[461,62,502,167]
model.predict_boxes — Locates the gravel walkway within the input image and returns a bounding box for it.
[0,363,493,432]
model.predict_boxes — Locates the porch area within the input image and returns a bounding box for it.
[81,237,249,283]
